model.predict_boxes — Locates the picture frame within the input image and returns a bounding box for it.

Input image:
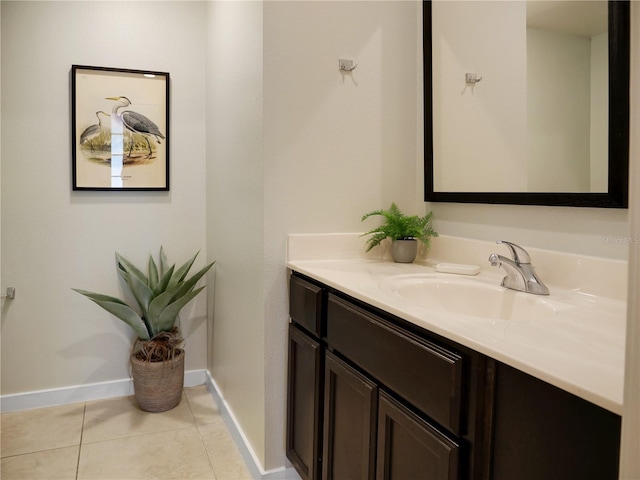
[71,65,170,191]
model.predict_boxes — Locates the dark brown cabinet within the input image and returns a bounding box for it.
[287,324,324,480]
[326,294,465,435]
[287,273,482,479]
[286,272,622,480]
[287,274,327,480]
[324,293,476,480]
[377,391,459,480]
[322,350,460,480]
[289,274,324,337]
[490,362,621,480]
[323,352,378,480]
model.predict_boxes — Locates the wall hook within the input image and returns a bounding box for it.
[465,73,482,85]
[1,287,15,300]
[339,59,358,72]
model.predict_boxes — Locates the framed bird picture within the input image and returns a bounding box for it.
[71,65,170,190]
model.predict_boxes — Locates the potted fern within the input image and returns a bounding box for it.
[73,247,214,412]
[361,202,438,263]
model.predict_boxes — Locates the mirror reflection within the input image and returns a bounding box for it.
[432,0,607,193]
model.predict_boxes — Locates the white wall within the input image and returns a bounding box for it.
[429,202,629,260]
[205,0,421,471]
[263,0,420,227]
[206,0,267,471]
[1,1,208,395]
[620,3,640,476]
[262,0,420,468]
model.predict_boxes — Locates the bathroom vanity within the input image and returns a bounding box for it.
[285,235,625,480]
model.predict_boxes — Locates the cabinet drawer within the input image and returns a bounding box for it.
[290,274,324,337]
[326,294,464,435]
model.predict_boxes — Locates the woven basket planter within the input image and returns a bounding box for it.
[131,350,185,412]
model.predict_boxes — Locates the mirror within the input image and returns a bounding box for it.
[424,0,629,207]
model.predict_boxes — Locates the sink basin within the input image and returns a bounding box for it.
[382,274,566,321]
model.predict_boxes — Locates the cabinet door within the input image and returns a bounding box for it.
[287,324,324,480]
[323,352,378,480]
[377,391,459,480]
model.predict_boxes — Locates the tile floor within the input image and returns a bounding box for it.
[0,385,254,480]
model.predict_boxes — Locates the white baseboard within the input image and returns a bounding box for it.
[204,372,300,480]
[0,369,207,413]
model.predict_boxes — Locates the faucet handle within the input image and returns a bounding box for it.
[496,240,531,265]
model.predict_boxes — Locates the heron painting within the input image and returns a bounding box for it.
[72,65,169,191]
[107,96,165,159]
[79,111,110,152]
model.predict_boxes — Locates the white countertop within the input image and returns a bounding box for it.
[287,234,627,415]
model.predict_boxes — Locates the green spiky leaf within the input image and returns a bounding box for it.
[125,271,154,322]
[156,286,206,333]
[148,256,159,290]
[146,282,185,335]
[159,246,169,277]
[116,252,148,286]
[153,264,175,297]
[168,251,199,289]
[169,261,214,304]
[72,289,150,340]
[73,249,214,341]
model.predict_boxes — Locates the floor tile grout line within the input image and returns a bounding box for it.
[79,391,199,446]
[0,445,80,460]
[76,402,87,480]
[184,390,196,420]
[196,422,219,479]
[185,389,220,478]
[80,424,200,447]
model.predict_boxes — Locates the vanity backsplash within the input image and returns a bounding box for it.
[287,233,628,302]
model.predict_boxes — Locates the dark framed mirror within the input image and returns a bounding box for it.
[424,0,629,208]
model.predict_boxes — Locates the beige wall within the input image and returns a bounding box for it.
[206,0,421,470]
[206,0,267,470]
[263,0,420,470]
[620,3,640,477]
[1,1,208,394]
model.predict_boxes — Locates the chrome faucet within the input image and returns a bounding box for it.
[488,241,549,295]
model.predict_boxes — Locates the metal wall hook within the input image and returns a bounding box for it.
[465,73,482,85]
[1,287,15,300]
[339,59,358,72]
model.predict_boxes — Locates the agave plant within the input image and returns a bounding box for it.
[361,202,438,252]
[73,248,214,346]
